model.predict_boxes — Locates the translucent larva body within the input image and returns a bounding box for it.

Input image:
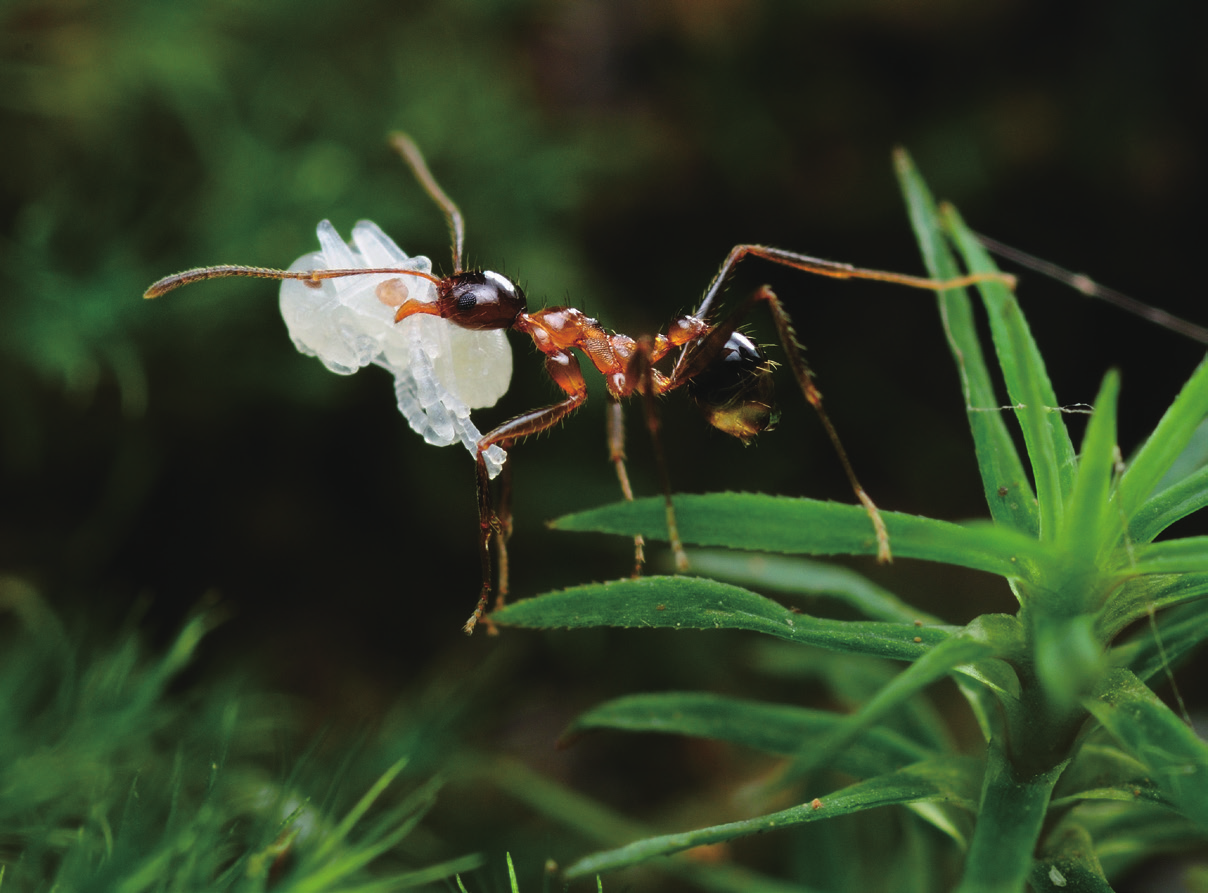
[279,219,511,477]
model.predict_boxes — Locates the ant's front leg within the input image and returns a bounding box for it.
[461,350,589,635]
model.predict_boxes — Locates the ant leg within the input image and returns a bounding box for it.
[691,244,1017,322]
[673,285,891,563]
[461,351,589,635]
[493,446,517,607]
[606,401,646,576]
[466,454,506,636]
[756,286,890,562]
[634,337,690,572]
[465,449,514,638]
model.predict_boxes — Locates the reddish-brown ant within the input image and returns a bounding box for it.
[145,133,1013,634]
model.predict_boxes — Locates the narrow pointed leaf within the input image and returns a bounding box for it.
[1117,353,1208,525]
[1156,417,1208,490]
[563,757,981,880]
[478,756,820,893]
[494,576,953,660]
[1098,572,1208,641]
[1060,370,1121,562]
[552,493,1049,580]
[943,203,1077,541]
[564,692,934,774]
[1112,594,1208,682]
[1130,463,1208,544]
[894,148,1038,535]
[1126,536,1208,575]
[1088,669,1208,831]
[684,551,937,624]
[784,621,1005,780]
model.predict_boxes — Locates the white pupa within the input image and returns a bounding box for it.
[278,220,511,477]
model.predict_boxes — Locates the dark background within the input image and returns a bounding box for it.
[2,0,1206,884]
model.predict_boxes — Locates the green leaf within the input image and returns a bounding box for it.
[552,493,1050,581]
[1117,354,1208,529]
[1084,800,1205,878]
[955,742,1068,893]
[780,620,1006,781]
[683,550,937,624]
[1127,536,1208,575]
[1098,572,1208,642]
[562,757,980,880]
[1157,416,1208,490]
[1088,669,1208,831]
[494,576,953,661]
[564,692,934,775]
[894,148,1038,536]
[478,755,847,893]
[1112,594,1208,682]
[747,642,957,754]
[1129,463,1208,545]
[1060,370,1122,565]
[942,203,1078,543]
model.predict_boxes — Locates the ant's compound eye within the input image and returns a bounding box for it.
[687,332,780,443]
[438,271,527,331]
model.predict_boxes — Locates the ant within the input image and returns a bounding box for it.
[145,133,1013,634]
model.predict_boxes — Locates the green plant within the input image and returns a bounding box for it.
[0,580,482,891]
[492,151,1208,892]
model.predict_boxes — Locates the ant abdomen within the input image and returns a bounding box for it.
[686,331,780,443]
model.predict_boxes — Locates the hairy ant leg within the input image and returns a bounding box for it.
[466,442,515,637]
[682,243,1011,336]
[461,348,590,634]
[677,283,890,561]
[606,401,646,576]
[631,335,690,572]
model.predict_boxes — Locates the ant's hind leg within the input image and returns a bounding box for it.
[673,284,891,563]
[754,285,891,562]
[606,401,646,577]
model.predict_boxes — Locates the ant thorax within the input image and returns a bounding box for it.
[279,220,510,477]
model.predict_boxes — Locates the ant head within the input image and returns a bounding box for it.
[686,332,780,443]
[436,270,527,331]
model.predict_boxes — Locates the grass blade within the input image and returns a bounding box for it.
[894,149,1038,535]
[563,758,980,880]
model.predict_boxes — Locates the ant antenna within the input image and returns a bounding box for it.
[144,265,441,300]
[974,232,1208,345]
[390,132,466,274]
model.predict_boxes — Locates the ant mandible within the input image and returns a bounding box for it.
[145,133,1013,634]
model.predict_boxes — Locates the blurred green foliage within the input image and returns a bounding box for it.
[0,579,495,890]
